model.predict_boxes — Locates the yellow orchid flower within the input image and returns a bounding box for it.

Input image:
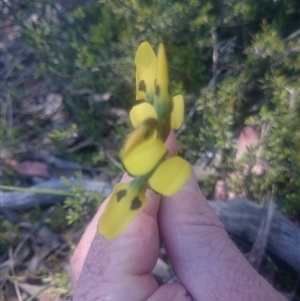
[98,155,191,240]
[134,43,184,131]
[98,42,191,240]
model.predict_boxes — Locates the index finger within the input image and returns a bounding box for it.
[70,131,178,285]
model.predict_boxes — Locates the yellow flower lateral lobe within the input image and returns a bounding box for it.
[98,182,148,239]
[130,102,158,128]
[97,42,191,240]
[149,156,191,196]
[134,42,184,132]
[171,95,184,130]
[135,42,157,103]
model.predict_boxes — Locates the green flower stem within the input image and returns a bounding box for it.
[130,176,149,192]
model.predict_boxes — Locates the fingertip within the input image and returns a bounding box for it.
[165,130,177,157]
[159,169,223,232]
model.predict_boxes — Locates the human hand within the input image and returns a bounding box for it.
[71,133,286,301]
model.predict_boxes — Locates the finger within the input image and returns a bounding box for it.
[159,172,238,300]
[73,187,161,301]
[165,130,177,157]
[70,173,132,285]
[71,131,178,285]
[159,172,284,300]
[70,197,107,285]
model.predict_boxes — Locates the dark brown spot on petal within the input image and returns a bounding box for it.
[130,197,142,210]
[144,129,152,139]
[116,189,127,202]
[138,80,146,92]
[143,119,158,139]
[155,85,160,96]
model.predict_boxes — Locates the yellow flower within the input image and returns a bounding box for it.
[134,42,184,131]
[98,42,191,240]
[98,154,191,240]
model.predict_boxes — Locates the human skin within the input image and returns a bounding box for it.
[71,133,286,301]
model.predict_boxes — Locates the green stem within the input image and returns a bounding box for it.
[0,185,75,196]
[131,176,149,191]
[24,284,54,301]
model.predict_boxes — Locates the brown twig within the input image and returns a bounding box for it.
[8,249,23,301]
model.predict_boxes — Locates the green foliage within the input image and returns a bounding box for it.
[62,173,104,226]
[0,1,297,299]
[0,217,20,253]
[232,22,300,213]
[42,269,72,298]
[19,0,300,216]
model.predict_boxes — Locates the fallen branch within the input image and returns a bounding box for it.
[0,179,113,211]
[1,180,299,273]
[209,198,300,273]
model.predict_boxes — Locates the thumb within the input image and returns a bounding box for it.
[158,129,285,300]
[159,172,227,300]
[158,172,285,301]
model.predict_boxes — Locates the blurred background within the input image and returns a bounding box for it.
[1,0,300,300]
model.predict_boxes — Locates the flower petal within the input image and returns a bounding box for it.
[130,103,158,128]
[98,182,147,239]
[149,156,191,196]
[154,44,172,122]
[135,42,157,103]
[120,118,158,158]
[123,138,167,176]
[171,95,184,129]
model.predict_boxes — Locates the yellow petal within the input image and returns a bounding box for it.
[130,103,158,128]
[120,118,158,158]
[149,156,191,196]
[154,44,172,122]
[135,42,157,103]
[123,138,168,176]
[171,95,184,129]
[98,183,147,239]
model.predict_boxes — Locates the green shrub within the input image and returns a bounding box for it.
[18,0,300,215]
